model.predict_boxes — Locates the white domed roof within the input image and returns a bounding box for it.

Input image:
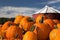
[35,5,60,14]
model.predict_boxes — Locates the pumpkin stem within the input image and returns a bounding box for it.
[27,17,34,22]
[30,25,35,32]
[8,23,13,26]
[15,33,18,38]
[22,27,27,34]
[15,24,19,27]
[54,25,58,29]
[39,16,44,23]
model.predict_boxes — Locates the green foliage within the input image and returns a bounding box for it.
[0,18,15,24]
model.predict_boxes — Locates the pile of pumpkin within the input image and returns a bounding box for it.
[0,14,60,40]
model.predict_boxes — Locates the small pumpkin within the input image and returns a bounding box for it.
[6,25,23,39]
[44,19,55,29]
[34,17,51,40]
[36,14,47,23]
[2,21,14,31]
[19,16,35,31]
[14,15,24,24]
[23,26,37,40]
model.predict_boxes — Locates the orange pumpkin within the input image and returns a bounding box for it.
[44,19,55,29]
[34,22,51,40]
[0,30,6,39]
[14,15,24,24]
[19,16,35,31]
[49,29,57,40]
[49,26,60,40]
[6,25,23,39]
[34,17,51,40]
[36,14,47,23]
[2,21,14,31]
[0,24,5,39]
[23,26,37,40]
[55,32,60,40]
[6,38,21,40]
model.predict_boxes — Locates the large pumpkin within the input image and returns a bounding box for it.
[6,25,23,39]
[34,22,51,40]
[44,19,55,29]
[34,16,51,40]
[19,16,35,31]
[55,32,60,40]
[49,29,57,40]
[14,15,24,24]
[49,26,60,40]
[1,21,14,31]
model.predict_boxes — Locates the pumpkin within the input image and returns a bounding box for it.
[53,19,60,24]
[6,38,21,40]
[23,26,37,40]
[36,14,47,23]
[34,23,51,40]
[19,16,35,31]
[2,21,14,31]
[55,32,60,40]
[6,25,23,39]
[44,19,55,29]
[49,25,60,40]
[0,24,6,39]
[14,15,24,24]
[49,29,57,40]
[0,30,6,39]
[34,17,51,40]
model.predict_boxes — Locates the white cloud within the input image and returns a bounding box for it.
[0,6,39,18]
[33,0,60,5]
[48,0,60,4]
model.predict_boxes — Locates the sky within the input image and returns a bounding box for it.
[0,0,60,17]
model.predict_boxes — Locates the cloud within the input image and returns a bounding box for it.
[32,0,60,5]
[48,0,60,4]
[0,6,39,18]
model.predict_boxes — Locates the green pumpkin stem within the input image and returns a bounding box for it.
[54,25,58,29]
[30,26,35,32]
[39,16,44,23]
[27,17,34,22]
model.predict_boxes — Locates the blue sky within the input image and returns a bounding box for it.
[0,0,60,8]
[0,0,60,17]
